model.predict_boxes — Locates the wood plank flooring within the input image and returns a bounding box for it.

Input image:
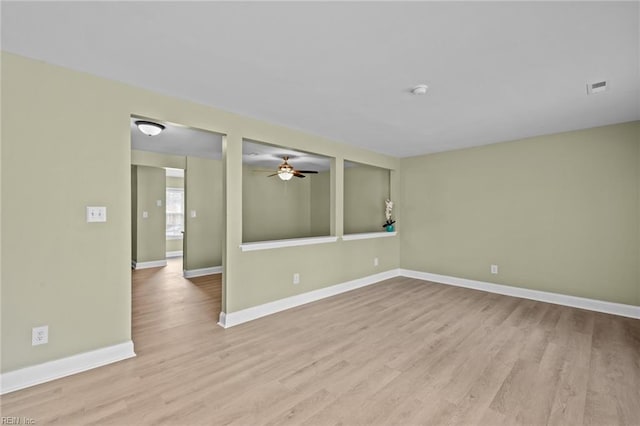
[1,259,639,425]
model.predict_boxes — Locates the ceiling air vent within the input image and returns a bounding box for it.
[587,80,609,95]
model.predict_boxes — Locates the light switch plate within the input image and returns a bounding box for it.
[32,325,48,346]
[86,206,107,222]
[190,210,197,218]
[156,199,162,207]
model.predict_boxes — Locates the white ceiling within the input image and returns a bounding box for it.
[3,2,639,158]
[243,139,331,171]
[131,117,330,170]
[130,117,223,160]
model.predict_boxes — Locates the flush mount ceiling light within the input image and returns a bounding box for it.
[135,120,165,136]
[411,84,429,95]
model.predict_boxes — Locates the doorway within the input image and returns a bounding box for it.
[130,115,224,275]
[130,115,225,350]
[165,167,185,268]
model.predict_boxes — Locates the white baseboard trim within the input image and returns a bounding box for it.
[400,269,640,320]
[132,260,167,270]
[166,251,183,258]
[183,266,223,278]
[217,311,227,328]
[0,341,136,395]
[219,269,401,328]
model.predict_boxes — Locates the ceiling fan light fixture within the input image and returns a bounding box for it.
[278,171,294,181]
[278,165,294,180]
[135,120,165,136]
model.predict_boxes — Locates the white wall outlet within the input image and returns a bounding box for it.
[293,273,300,285]
[156,199,163,207]
[142,211,149,219]
[491,264,499,274]
[190,210,197,218]
[86,206,107,223]
[374,257,379,266]
[32,325,48,346]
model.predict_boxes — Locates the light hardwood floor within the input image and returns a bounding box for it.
[1,259,639,425]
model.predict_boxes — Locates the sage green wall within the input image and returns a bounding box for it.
[400,121,640,306]
[131,149,186,169]
[242,166,312,242]
[132,150,222,268]
[184,157,223,270]
[133,151,186,255]
[166,175,184,254]
[344,164,390,234]
[2,53,132,371]
[243,167,333,241]
[310,171,331,236]
[232,237,399,311]
[243,163,393,242]
[1,52,398,373]
[166,176,184,189]
[228,154,399,313]
[133,166,166,263]
[166,239,183,253]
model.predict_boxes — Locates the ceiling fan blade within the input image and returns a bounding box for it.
[296,170,318,174]
[267,173,279,177]
[293,172,306,178]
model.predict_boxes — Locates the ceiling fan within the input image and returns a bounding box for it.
[268,156,318,181]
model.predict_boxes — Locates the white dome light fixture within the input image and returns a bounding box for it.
[278,166,294,181]
[411,84,429,95]
[135,120,165,136]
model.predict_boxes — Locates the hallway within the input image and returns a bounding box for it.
[132,259,222,355]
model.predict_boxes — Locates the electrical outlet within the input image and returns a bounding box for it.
[142,211,149,219]
[374,257,379,267]
[86,206,107,223]
[293,273,300,285]
[491,264,499,274]
[32,325,48,346]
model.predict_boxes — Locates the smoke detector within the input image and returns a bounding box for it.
[411,84,429,95]
[587,80,609,95]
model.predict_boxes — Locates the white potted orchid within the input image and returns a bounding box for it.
[383,199,395,232]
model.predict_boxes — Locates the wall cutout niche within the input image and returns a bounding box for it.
[242,139,332,243]
[343,161,391,235]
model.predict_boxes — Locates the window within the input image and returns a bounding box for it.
[166,187,184,239]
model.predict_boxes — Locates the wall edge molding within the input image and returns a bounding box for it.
[166,251,183,258]
[400,269,640,319]
[342,231,397,241]
[239,236,338,252]
[0,341,136,395]
[183,266,223,278]
[218,269,401,328]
